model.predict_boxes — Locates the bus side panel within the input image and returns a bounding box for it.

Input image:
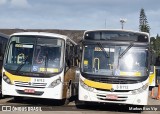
[149,66,156,87]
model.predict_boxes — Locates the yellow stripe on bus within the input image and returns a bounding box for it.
[84,79,112,90]
[5,71,31,84]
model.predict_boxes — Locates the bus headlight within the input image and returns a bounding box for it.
[3,75,12,85]
[131,83,148,94]
[49,77,61,88]
[80,79,94,92]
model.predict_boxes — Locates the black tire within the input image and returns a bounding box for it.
[0,83,2,99]
[63,98,69,106]
[0,93,2,99]
[14,96,23,102]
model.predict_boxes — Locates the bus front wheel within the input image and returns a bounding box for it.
[14,96,23,102]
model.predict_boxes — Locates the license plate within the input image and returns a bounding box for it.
[24,89,35,93]
[106,94,118,100]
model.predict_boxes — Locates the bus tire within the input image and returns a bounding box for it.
[0,93,2,99]
[14,96,23,102]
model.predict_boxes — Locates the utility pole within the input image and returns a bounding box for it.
[120,18,127,29]
[105,19,107,29]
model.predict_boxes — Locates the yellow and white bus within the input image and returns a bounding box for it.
[2,32,78,104]
[78,29,152,105]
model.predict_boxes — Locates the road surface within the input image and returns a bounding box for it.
[0,87,160,114]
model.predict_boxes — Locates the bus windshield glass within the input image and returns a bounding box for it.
[5,36,64,75]
[82,44,148,77]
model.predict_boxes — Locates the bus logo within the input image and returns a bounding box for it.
[110,88,115,92]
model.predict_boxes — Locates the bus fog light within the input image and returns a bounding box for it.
[84,95,88,100]
[49,77,61,88]
[137,99,141,103]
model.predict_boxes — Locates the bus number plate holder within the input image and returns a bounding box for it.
[24,89,35,93]
[106,94,118,100]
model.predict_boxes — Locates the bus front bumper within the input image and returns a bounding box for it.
[78,84,148,105]
[2,80,64,99]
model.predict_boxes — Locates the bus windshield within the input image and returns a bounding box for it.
[5,36,64,75]
[82,44,148,77]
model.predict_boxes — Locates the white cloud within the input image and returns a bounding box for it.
[10,0,30,8]
[0,0,7,5]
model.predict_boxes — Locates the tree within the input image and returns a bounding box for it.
[139,8,150,33]
[150,37,156,50]
[156,34,160,39]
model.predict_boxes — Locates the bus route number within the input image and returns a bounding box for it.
[116,85,128,90]
[34,78,45,83]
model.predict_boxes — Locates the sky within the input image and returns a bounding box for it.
[0,0,160,37]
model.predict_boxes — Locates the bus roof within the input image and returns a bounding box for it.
[83,29,150,42]
[10,32,77,45]
[84,29,149,36]
[0,32,9,39]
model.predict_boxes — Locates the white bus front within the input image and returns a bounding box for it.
[79,43,149,105]
[2,34,66,99]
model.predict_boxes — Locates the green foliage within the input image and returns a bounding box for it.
[151,34,160,56]
[139,8,150,33]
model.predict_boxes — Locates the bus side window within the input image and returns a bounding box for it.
[69,43,75,66]
[65,40,76,69]
[65,42,70,69]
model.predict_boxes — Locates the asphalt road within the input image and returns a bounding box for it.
[0,87,160,114]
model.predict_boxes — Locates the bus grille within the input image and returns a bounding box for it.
[95,88,131,92]
[14,81,47,88]
[88,77,138,84]
[97,94,128,101]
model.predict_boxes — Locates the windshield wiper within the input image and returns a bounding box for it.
[44,51,49,74]
[15,56,29,74]
[97,42,109,58]
[119,42,134,59]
